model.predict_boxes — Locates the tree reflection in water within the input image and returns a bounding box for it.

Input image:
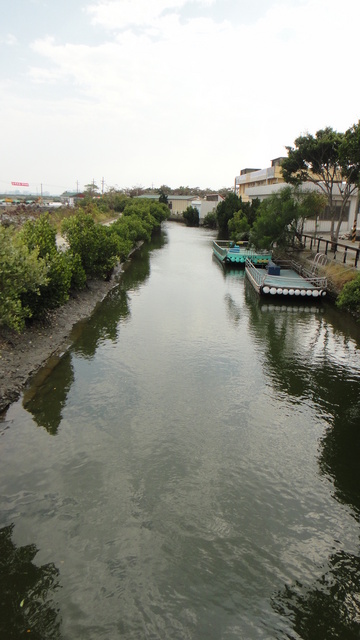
[272,550,360,640]
[243,282,360,639]
[22,352,74,436]
[0,524,61,639]
[21,229,166,433]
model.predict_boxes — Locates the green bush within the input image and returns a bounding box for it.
[67,252,87,290]
[202,212,217,229]
[21,251,73,319]
[112,215,151,243]
[149,202,170,224]
[0,227,48,331]
[336,274,360,314]
[61,213,120,279]
[183,206,199,227]
[19,214,75,318]
[20,213,57,258]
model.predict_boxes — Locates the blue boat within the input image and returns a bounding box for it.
[212,240,272,266]
[245,258,327,299]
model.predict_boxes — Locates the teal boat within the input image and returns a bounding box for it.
[213,240,272,266]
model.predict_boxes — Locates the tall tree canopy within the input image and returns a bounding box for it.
[250,187,326,250]
[215,192,243,234]
[281,125,360,242]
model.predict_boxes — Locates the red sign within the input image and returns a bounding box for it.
[11,181,29,187]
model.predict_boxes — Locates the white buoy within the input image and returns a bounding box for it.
[295,289,300,296]
[289,289,295,295]
[300,290,306,296]
[306,290,312,296]
[270,287,277,295]
[283,289,288,295]
[322,290,327,297]
[277,288,283,294]
[312,290,319,297]
[263,286,270,294]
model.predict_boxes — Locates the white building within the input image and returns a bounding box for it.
[191,194,224,224]
[234,161,359,236]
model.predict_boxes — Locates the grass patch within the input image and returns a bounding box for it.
[322,262,358,290]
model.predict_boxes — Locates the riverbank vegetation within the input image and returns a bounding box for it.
[214,188,325,249]
[0,198,169,333]
[213,189,360,316]
[336,273,360,315]
[281,123,360,243]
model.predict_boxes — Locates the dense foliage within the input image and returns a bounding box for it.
[282,122,360,242]
[215,193,243,234]
[336,274,360,315]
[0,198,169,333]
[0,226,48,331]
[227,198,260,241]
[250,188,326,249]
[183,206,199,227]
[202,212,217,229]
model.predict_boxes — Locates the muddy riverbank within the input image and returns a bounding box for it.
[0,275,121,415]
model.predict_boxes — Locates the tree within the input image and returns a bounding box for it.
[281,126,359,243]
[338,121,360,238]
[20,214,73,317]
[0,227,48,331]
[84,181,100,197]
[61,212,119,280]
[336,273,360,314]
[128,185,145,197]
[158,188,169,205]
[215,192,243,234]
[250,186,325,250]
[228,198,261,241]
[202,211,217,229]
[183,205,199,227]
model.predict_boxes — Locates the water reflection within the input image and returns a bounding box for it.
[72,229,165,359]
[21,230,167,432]
[6,225,360,638]
[272,550,360,640]
[70,285,131,359]
[241,278,360,636]
[244,277,360,512]
[22,353,74,435]
[0,523,61,639]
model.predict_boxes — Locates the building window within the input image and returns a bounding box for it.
[313,204,350,221]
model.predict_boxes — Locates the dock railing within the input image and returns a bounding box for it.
[245,258,327,289]
[301,234,360,268]
[245,259,264,288]
[276,260,327,287]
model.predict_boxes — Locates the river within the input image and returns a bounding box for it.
[1,222,360,639]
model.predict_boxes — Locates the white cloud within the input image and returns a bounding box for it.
[3,0,360,190]
[1,33,18,45]
[86,0,215,29]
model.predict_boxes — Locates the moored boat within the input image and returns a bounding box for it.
[212,240,272,266]
[245,258,327,299]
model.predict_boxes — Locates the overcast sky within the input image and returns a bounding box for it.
[1,0,359,195]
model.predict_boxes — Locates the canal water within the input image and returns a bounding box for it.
[1,222,360,640]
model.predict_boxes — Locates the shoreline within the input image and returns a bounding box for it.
[0,272,122,416]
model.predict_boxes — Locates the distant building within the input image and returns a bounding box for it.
[138,193,224,224]
[191,194,224,224]
[234,158,285,201]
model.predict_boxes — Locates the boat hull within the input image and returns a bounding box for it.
[212,241,272,266]
[245,259,327,299]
